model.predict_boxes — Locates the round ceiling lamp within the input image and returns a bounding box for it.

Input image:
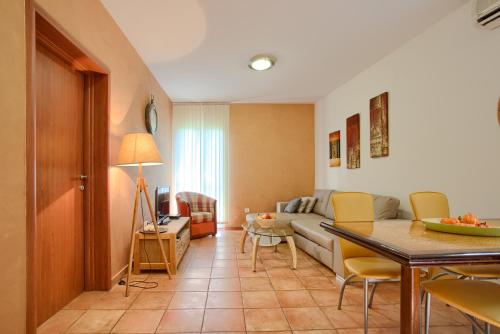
[248,54,276,71]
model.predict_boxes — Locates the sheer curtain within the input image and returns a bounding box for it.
[172,103,229,222]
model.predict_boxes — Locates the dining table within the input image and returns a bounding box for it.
[320,219,500,334]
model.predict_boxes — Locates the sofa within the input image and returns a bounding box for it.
[246,189,400,279]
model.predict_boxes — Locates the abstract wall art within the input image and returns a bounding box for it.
[329,131,341,167]
[346,113,360,169]
[370,92,389,158]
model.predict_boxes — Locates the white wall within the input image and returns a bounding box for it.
[315,1,500,218]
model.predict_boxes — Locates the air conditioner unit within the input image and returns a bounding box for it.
[475,0,500,29]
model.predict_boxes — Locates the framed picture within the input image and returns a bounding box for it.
[346,114,360,169]
[370,92,389,157]
[329,131,341,167]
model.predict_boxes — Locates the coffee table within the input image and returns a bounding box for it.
[241,220,297,271]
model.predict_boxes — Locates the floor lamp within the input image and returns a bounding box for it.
[117,133,172,297]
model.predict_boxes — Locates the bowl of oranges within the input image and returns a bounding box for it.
[422,213,500,237]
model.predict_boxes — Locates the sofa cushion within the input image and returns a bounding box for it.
[324,191,336,220]
[297,198,307,213]
[312,189,334,216]
[290,219,335,251]
[191,211,213,224]
[373,194,400,220]
[304,197,317,213]
[284,197,301,213]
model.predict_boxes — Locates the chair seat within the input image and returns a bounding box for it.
[191,211,213,224]
[344,257,401,279]
[444,264,500,278]
[422,280,500,328]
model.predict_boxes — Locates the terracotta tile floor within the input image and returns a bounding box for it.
[37,230,498,333]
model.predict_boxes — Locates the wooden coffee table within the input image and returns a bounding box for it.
[241,220,297,271]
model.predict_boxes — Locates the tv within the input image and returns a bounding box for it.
[155,186,170,220]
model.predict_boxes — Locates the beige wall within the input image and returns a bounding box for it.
[0,0,173,331]
[315,2,500,218]
[0,0,27,332]
[229,104,315,226]
[35,0,173,278]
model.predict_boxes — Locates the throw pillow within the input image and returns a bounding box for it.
[297,197,309,213]
[304,197,317,213]
[284,197,301,213]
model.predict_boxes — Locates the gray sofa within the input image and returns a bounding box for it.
[246,189,400,279]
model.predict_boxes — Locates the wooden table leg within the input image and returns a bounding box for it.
[125,182,140,297]
[240,228,248,253]
[252,235,260,272]
[133,233,141,275]
[400,266,421,334]
[285,236,297,269]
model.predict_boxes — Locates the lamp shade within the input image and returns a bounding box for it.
[116,132,163,166]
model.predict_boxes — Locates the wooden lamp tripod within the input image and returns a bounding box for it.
[117,133,172,297]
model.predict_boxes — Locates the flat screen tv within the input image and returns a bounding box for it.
[155,186,170,220]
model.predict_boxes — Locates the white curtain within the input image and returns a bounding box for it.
[172,103,229,222]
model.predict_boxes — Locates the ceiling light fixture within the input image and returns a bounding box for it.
[248,54,276,71]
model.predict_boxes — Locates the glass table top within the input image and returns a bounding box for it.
[245,220,294,238]
[321,219,500,263]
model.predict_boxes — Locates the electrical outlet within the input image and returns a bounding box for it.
[244,208,250,214]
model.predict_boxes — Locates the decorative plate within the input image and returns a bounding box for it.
[422,218,500,237]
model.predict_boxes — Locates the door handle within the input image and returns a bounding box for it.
[79,175,87,191]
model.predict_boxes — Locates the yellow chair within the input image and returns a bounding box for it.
[409,191,450,220]
[333,192,400,334]
[409,191,500,280]
[422,280,500,334]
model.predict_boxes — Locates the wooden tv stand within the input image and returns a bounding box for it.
[133,217,190,275]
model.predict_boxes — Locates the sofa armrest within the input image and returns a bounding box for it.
[276,202,288,213]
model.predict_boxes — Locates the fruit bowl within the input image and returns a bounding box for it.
[422,216,500,237]
[256,213,276,229]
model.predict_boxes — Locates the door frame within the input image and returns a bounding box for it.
[26,4,111,332]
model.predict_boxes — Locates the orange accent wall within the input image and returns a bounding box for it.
[228,104,315,226]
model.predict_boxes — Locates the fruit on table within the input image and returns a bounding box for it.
[440,213,489,228]
[440,218,460,225]
[260,213,272,219]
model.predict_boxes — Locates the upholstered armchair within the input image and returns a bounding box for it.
[176,192,217,239]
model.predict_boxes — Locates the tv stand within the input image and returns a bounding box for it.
[133,217,190,274]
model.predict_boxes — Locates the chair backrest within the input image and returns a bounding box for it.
[332,192,375,222]
[176,191,215,212]
[332,192,376,260]
[409,192,450,220]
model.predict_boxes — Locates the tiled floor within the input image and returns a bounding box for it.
[38,230,495,333]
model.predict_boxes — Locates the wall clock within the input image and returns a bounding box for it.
[145,95,158,134]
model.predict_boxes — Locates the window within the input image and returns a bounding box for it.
[172,103,229,222]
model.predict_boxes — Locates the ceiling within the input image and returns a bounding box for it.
[101,0,467,103]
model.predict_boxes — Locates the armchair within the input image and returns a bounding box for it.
[176,192,217,239]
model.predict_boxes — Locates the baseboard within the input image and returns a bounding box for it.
[111,264,128,287]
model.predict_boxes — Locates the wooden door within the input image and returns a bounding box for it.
[35,45,85,325]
